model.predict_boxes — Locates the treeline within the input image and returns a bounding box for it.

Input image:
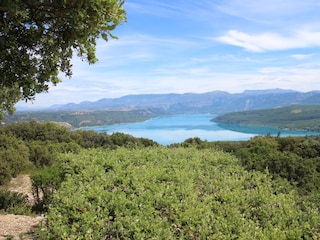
[212,104,320,131]
[2,108,164,128]
[0,121,158,185]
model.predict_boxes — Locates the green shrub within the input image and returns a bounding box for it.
[41,148,320,239]
[0,190,31,214]
[31,166,64,212]
[234,136,320,194]
[0,134,32,184]
[0,121,71,142]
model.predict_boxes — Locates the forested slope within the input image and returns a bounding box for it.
[2,108,164,128]
[213,105,320,131]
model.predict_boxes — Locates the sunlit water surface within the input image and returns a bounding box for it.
[82,114,320,145]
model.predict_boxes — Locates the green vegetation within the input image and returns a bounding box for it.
[0,121,320,239]
[3,1,319,237]
[0,0,126,117]
[0,190,31,215]
[213,105,320,131]
[0,133,33,185]
[41,148,319,239]
[0,121,158,187]
[2,108,164,128]
[174,136,320,195]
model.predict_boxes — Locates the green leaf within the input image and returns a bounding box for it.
[101,32,108,41]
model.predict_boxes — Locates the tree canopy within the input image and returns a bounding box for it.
[0,0,126,118]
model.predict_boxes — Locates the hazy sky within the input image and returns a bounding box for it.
[18,0,320,107]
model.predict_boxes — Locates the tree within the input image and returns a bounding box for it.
[0,0,126,118]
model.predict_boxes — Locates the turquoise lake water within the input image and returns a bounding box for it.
[83,114,320,145]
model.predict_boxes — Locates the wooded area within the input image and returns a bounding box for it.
[213,105,320,131]
[0,122,319,239]
[2,108,163,128]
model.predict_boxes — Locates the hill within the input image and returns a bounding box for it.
[212,105,320,131]
[3,108,164,128]
[8,89,320,128]
[41,89,320,114]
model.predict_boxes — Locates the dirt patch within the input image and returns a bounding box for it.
[0,175,45,239]
[0,214,44,240]
[5,174,35,206]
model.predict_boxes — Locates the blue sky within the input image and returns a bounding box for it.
[18,0,320,107]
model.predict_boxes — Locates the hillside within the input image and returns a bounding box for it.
[41,147,320,239]
[8,89,320,128]
[3,108,164,128]
[212,105,320,131]
[25,89,320,114]
[1,121,320,239]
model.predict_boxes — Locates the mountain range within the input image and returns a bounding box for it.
[47,89,320,114]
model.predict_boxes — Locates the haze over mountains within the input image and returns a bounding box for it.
[46,89,320,114]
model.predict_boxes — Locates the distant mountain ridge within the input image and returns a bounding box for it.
[48,89,320,114]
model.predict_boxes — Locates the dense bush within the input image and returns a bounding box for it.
[0,121,71,142]
[0,134,33,184]
[0,189,31,214]
[40,148,320,239]
[110,132,158,148]
[31,165,65,212]
[177,136,320,195]
[28,141,59,168]
[0,121,159,185]
[233,136,320,194]
[69,130,113,148]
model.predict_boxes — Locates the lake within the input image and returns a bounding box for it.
[82,114,320,145]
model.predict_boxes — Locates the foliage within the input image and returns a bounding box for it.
[235,136,320,194]
[27,141,60,168]
[213,105,320,131]
[0,121,158,150]
[0,121,71,142]
[177,137,210,149]
[0,121,158,185]
[0,189,31,214]
[0,134,33,184]
[40,148,320,239]
[175,135,320,196]
[31,165,65,212]
[110,132,158,148]
[208,136,320,195]
[0,0,126,118]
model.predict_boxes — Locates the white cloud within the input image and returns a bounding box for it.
[215,30,320,52]
[296,31,320,45]
[290,54,314,60]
